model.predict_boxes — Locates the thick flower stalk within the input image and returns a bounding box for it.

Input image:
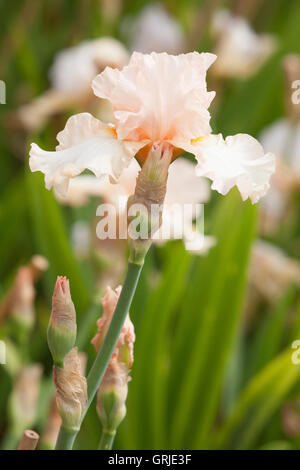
[29,51,276,449]
[91,286,135,449]
[54,347,87,449]
[47,276,77,367]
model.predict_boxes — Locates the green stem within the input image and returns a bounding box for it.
[55,427,77,450]
[55,261,143,450]
[98,430,116,450]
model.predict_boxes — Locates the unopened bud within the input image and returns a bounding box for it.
[128,143,173,264]
[96,362,128,433]
[91,286,135,433]
[53,347,87,432]
[91,285,122,352]
[47,276,77,366]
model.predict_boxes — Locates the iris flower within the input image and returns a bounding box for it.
[29,51,275,205]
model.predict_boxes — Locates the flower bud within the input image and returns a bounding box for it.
[127,143,173,264]
[91,285,122,352]
[91,286,135,433]
[96,362,128,433]
[47,276,77,366]
[53,347,87,432]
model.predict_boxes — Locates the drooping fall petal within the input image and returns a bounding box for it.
[29,113,145,196]
[193,133,276,203]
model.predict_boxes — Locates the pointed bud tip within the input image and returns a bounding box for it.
[53,275,70,298]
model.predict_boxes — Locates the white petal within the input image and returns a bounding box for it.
[193,133,276,203]
[29,113,145,197]
[55,112,113,150]
[56,159,141,207]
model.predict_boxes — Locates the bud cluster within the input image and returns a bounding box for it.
[92,286,135,435]
[48,276,87,434]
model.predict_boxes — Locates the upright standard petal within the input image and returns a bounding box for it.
[29,113,144,196]
[193,134,276,203]
[92,51,216,143]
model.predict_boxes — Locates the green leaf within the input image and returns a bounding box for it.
[26,171,91,315]
[168,190,257,449]
[214,349,300,449]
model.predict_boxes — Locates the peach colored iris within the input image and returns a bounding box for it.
[29,51,275,204]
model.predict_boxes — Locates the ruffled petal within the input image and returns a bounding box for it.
[92,51,216,143]
[54,157,140,207]
[192,133,276,203]
[29,113,145,196]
